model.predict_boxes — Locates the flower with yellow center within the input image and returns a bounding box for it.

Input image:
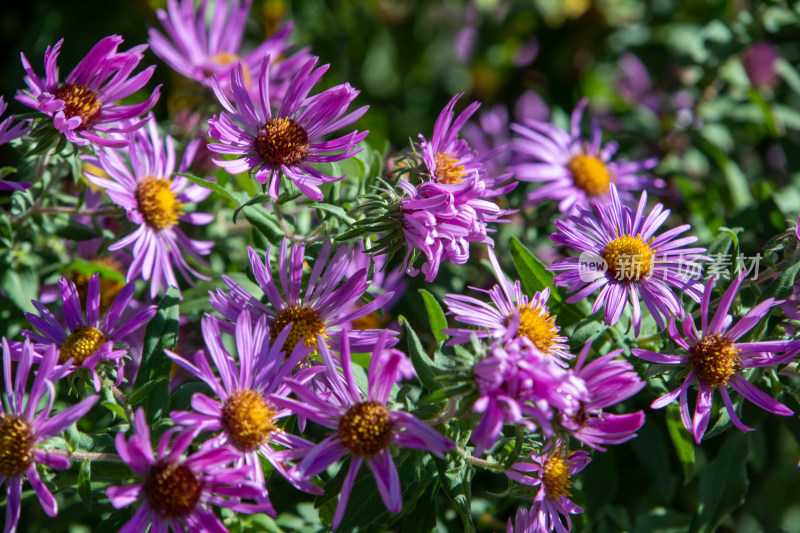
[254,117,310,167]
[53,84,102,129]
[144,460,203,517]
[338,402,393,456]
[567,153,612,196]
[270,305,327,354]
[690,334,741,388]
[59,325,107,364]
[602,235,655,282]
[135,176,184,231]
[221,389,279,451]
[542,452,573,500]
[72,257,126,315]
[434,152,466,184]
[0,415,35,477]
[512,303,560,355]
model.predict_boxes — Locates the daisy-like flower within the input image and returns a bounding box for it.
[548,185,707,336]
[1,339,98,533]
[507,446,591,533]
[209,238,398,355]
[0,96,31,192]
[561,340,645,450]
[632,274,800,444]
[17,35,160,148]
[149,0,310,102]
[443,246,571,365]
[107,408,271,532]
[512,97,661,213]
[22,274,156,391]
[207,55,368,201]
[270,331,454,530]
[84,116,215,298]
[166,312,322,507]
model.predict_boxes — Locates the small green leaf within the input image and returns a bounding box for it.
[761,258,800,302]
[509,237,558,301]
[177,172,235,202]
[400,315,440,391]
[78,458,92,511]
[243,206,284,244]
[100,401,128,422]
[233,193,272,223]
[433,452,475,533]
[127,377,168,406]
[419,289,448,344]
[666,404,695,484]
[63,258,126,282]
[309,202,355,224]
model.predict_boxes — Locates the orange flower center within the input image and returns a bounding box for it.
[338,401,393,456]
[602,236,655,281]
[690,334,741,387]
[144,461,202,517]
[567,154,611,196]
[434,152,466,184]
[135,177,184,231]
[60,325,107,364]
[54,84,102,129]
[254,117,310,167]
[0,415,35,477]
[221,389,278,451]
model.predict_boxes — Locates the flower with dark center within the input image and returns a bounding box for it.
[17,35,160,147]
[633,274,800,443]
[1,339,99,533]
[270,330,454,530]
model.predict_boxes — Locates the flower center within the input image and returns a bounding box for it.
[206,52,251,85]
[542,453,572,500]
[690,334,742,387]
[221,389,278,451]
[602,236,655,281]
[433,152,466,185]
[338,401,393,456]
[144,460,203,517]
[60,325,107,364]
[254,117,310,167]
[270,305,327,354]
[53,84,102,129]
[0,415,35,477]
[511,303,559,354]
[135,177,184,231]
[73,257,126,315]
[567,154,611,196]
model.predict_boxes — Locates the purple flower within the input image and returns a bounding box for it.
[512,98,661,213]
[270,331,454,530]
[149,0,310,103]
[0,96,32,192]
[507,506,534,533]
[632,274,800,444]
[84,116,215,298]
[742,41,782,89]
[443,246,571,366]
[107,408,271,532]
[507,446,591,533]
[1,339,99,533]
[22,274,156,391]
[343,241,408,329]
[207,55,368,201]
[166,312,322,505]
[17,36,160,148]
[614,53,662,113]
[561,341,645,450]
[549,185,707,335]
[210,238,398,355]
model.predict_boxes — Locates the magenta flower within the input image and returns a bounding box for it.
[549,185,707,335]
[443,246,571,366]
[149,0,309,102]
[207,55,368,201]
[507,506,534,533]
[84,116,215,298]
[107,408,271,532]
[210,238,398,355]
[512,98,661,213]
[561,341,645,450]
[632,274,800,444]
[1,339,99,533]
[22,274,156,391]
[507,446,591,533]
[742,41,782,89]
[270,331,454,530]
[0,96,31,192]
[166,312,322,505]
[17,36,160,148]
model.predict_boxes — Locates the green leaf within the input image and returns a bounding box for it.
[309,202,355,224]
[78,458,92,511]
[400,315,440,391]
[100,401,128,422]
[63,258,125,282]
[419,289,448,344]
[433,452,475,533]
[776,58,800,96]
[243,206,284,244]
[421,383,473,404]
[400,482,439,533]
[760,258,800,302]
[177,172,236,202]
[1,266,38,313]
[666,404,695,484]
[509,236,558,301]
[127,377,168,406]
[233,193,273,223]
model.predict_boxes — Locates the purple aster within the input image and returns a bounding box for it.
[343,241,408,329]
[548,185,708,336]
[1,339,99,533]
[0,96,32,192]
[17,35,160,148]
[149,0,310,103]
[107,408,271,532]
[21,274,156,391]
[560,340,645,450]
[209,238,398,355]
[84,116,215,298]
[632,274,800,444]
[207,55,368,201]
[443,246,571,366]
[166,312,322,506]
[507,506,534,533]
[512,98,662,214]
[269,331,454,530]
[507,445,591,533]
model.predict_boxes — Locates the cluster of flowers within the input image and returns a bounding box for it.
[1,0,800,532]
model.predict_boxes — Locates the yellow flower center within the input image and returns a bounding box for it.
[60,325,107,364]
[221,389,278,451]
[567,154,611,196]
[73,257,126,316]
[144,461,202,517]
[602,235,655,281]
[690,334,742,387]
[207,51,251,86]
[542,453,573,500]
[433,152,466,185]
[511,303,560,355]
[53,84,102,129]
[0,415,35,477]
[254,117,310,167]
[270,305,327,354]
[338,401,393,456]
[135,177,184,231]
